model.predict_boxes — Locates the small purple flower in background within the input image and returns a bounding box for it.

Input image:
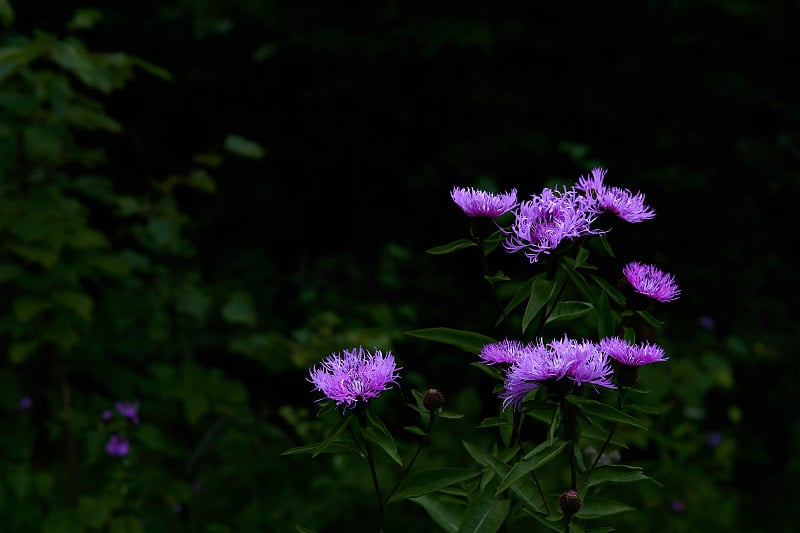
[699,315,715,331]
[500,336,615,410]
[115,401,140,424]
[671,499,685,512]
[623,261,680,302]
[504,187,603,263]
[450,186,518,218]
[707,431,723,448]
[599,337,667,367]
[478,339,529,365]
[309,347,401,409]
[106,434,130,457]
[18,396,32,411]
[101,410,112,422]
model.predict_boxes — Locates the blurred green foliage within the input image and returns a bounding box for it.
[0,0,797,531]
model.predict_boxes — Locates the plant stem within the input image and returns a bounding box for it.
[357,410,385,529]
[56,360,79,506]
[585,389,627,481]
[384,410,437,504]
[476,237,507,322]
[561,397,577,490]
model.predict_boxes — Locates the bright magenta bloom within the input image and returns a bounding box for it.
[450,186,518,218]
[478,339,528,365]
[115,401,140,424]
[599,336,667,366]
[623,261,680,302]
[504,187,602,263]
[576,167,655,223]
[309,347,401,409]
[500,336,615,410]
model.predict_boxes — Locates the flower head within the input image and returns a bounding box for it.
[450,186,518,218]
[18,396,32,411]
[105,434,130,457]
[500,336,615,410]
[599,337,667,367]
[308,347,401,409]
[623,261,680,302]
[504,187,603,263]
[576,168,655,223]
[115,401,140,424]
[478,338,529,365]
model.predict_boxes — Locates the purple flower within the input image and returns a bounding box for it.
[623,261,681,302]
[478,339,529,365]
[671,500,685,512]
[599,337,668,367]
[707,431,723,448]
[500,336,615,410]
[105,434,130,457]
[101,410,112,422]
[575,168,655,223]
[308,347,401,409]
[450,186,518,218]
[115,401,140,424]
[699,315,715,331]
[504,187,603,263]
[18,396,32,411]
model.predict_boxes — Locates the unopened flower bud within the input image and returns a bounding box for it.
[423,389,445,411]
[559,489,582,516]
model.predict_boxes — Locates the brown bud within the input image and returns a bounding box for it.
[559,489,582,516]
[422,389,445,411]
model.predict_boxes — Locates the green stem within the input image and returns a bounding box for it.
[476,237,507,323]
[584,390,627,483]
[356,410,384,529]
[383,410,437,504]
[561,397,577,490]
[515,412,552,515]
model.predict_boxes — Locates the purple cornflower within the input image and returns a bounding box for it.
[105,434,130,457]
[308,347,401,409]
[18,396,32,411]
[478,339,528,365]
[575,167,655,223]
[504,187,603,263]
[599,337,668,367]
[450,186,518,218]
[623,261,681,302]
[500,336,615,410]
[101,410,112,422]
[115,401,140,424]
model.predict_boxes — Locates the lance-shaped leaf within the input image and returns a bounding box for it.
[568,397,646,430]
[457,491,510,533]
[522,275,556,333]
[363,409,402,466]
[636,310,664,327]
[427,239,477,255]
[545,301,593,324]
[281,440,363,458]
[410,495,463,533]
[523,509,563,532]
[387,468,481,503]
[594,291,615,338]
[483,455,549,514]
[561,263,598,305]
[575,496,635,519]
[405,327,496,355]
[590,273,625,306]
[496,276,535,326]
[496,440,568,494]
[582,464,663,489]
[311,411,354,458]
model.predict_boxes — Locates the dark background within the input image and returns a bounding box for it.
[6,1,800,530]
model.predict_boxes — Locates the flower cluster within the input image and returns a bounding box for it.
[449,169,664,265]
[102,400,140,458]
[486,335,670,409]
[309,347,401,409]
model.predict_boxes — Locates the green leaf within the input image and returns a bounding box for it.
[282,441,362,457]
[404,425,427,437]
[13,296,52,323]
[545,301,593,324]
[522,274,554,333]
[575,496,635,519]
[9,340,40,364]
[457,492,510,533]
[405,327,495,355]
[626,403,660,415]
[68,8,103,30]
[108,515,144,533]
[574,245,590,268]
[185,169,216,192]
[595,291,615,338]
[224,134,264,159]
[438,411,465,419]
[636,310,664,327]
[496,276,534,326]
[484,271,510,283]
[497,440,568,494]
[568,398,646,430]
[387,468,480,503]
[312,412,354,458]
[590,273,625,306]
[295,526,318,533]
[427,239,477,255]
[53,290,93,322]
[583,465,662,488]
[7,242,59,268]
[523,510,563,532]
[482,455,549,515]
[561,263,597,305]
[364,409,402,466]
[221,291,257,326]
[0,0,14,27]
[410,495,462,533]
